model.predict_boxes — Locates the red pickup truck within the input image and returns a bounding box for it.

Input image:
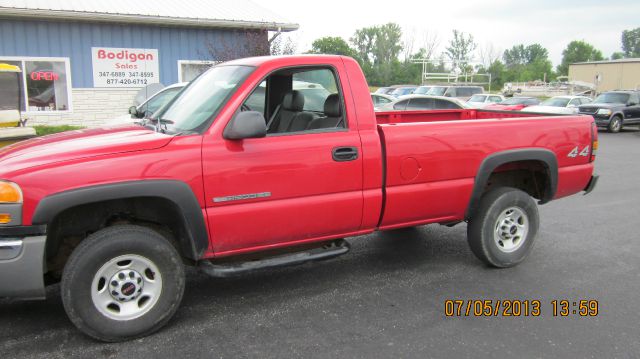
[0,55,598,341]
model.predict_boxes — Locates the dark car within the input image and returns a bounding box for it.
[578,91,640,133]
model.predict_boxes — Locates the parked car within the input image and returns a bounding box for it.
[109,82,187,125]
[371,93,395,108]
[377,94,467,111]
[525,96,592,115]
[0,55,597,341]
[375,87,395,95]
[412,85,433,95]
[485,97,540,111]
[390,86,418,98]
[466,94,505,108]
[426,85,484,100]
[578,90,640,133]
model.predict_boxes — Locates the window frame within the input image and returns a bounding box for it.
[177,60,218,83]
[0,56,73,113]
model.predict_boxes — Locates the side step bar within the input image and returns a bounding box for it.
[199,239,350,278]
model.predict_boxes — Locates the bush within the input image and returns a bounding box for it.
[33,125,85,136]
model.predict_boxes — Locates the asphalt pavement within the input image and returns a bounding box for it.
[2,128,640,359]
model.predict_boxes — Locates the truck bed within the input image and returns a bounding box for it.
[375,109,595,230]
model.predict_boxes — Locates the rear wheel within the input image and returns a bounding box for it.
[467,187,539,268]
[608,115,622,133]
[61,225,185,342]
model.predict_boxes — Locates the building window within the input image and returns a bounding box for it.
[177,60,216,82]
[0,57,72,112]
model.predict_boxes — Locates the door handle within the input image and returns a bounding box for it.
[332,147,359,162]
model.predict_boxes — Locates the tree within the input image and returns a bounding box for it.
[350,27,378,64]
[309,37,355,57]
[557,40,604,75]
[611,52,625,60]
[204,29,295,62]
[501,43,552,82]
[349,23,404,85]
[621,28,640,57]
[444,30,477,73]
[477,42,501,70]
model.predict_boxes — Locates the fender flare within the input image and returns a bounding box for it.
[32,180,208,260]
[466,148,558,220]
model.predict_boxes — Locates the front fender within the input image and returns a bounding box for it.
[32,180,208,259]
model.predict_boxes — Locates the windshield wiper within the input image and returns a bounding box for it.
[154,118,174,133]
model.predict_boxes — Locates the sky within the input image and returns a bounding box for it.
[265,0,640,67]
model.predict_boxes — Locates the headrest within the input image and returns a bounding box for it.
[323,94,342,117]
[282,90,304,111]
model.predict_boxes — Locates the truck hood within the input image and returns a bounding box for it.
[579,103,624,110]
[0,125,173,172]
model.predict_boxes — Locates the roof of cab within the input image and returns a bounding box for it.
[222,55,351,67]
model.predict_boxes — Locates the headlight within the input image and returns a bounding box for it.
[0,181,22,203]
[596,109,612,116]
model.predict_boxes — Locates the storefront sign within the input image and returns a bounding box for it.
[91,47,159,87]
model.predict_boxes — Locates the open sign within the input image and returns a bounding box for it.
[30,71,59,81]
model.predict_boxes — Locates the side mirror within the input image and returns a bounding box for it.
[223,111,267,140]
[129,106,144,118]
[628,102,638,106]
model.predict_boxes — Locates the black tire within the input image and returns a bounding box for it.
[61,225,185,342]
[467,187,539,268]
[608,115,622,133]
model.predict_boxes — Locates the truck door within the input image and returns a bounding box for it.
[202,66,364,254]
[625,92,640,122]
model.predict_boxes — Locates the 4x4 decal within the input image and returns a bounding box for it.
[568,146,590,158]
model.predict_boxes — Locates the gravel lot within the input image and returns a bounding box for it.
[2,128,639,359]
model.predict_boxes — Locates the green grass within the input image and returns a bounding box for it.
[33,125,85,136]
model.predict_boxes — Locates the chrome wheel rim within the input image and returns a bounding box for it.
[494,207,529,253]
[91,254,162,321]
[612,118,621,132]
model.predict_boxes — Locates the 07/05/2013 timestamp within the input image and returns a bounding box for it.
[444,299,599,317]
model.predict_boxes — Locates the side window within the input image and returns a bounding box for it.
[393,99,409,110]
[444,88,456,97]
[581,98,592,104]
[434,99,462,109]
[470,87,483,95]
[489,96,502,103]
[242,67,345,135]
[568,98,580,106]
[294,69,338,112]
[456,88,471,97]
[406,98,434,109]
[630,93,640,105]
[379,97,392,105]
[243,80,267,116]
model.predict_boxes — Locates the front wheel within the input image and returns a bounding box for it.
[467,187,539,268]
[608,116,622,133]
[61,225,185,342]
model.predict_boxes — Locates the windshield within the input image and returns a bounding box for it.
[426,87,447,96]
[540,97,570,107]
[157,65,253,133]
[468,94,486,102]
[593,93,630,104]
[500,98,528,105]
[391,87,415,96]
[413,86,431,95]
[142,86,184,117]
